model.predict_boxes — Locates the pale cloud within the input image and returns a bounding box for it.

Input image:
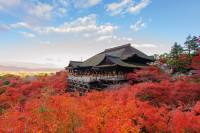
[43,56,68,68]
[130,18,146,32]
[128,0,150,14]
[57,0,69,7]
[110,36,157,49]
[34,14,118,35]
[96,35,157,51]
[0,24,11,31]
[57,8,67,16]
[0,22,33,31]
[52,0,69,16]
[28,2,53,20]
[0,0,21,10]
[106,0,132,16]
[97,24,118,34]
[83,33,91,37]
[120,38,157,49]
[20,31,35,38]
[106,0,150,16]
[10,22,31,29]
[121,37,133,41]
[96,35,133,43]
[0,1,56,21]
[40,40,51,45]
[0,22,32,31]
[4,14,118,40]
[133,43,156,48]
[96,35,113,41]
[73,0,102,8]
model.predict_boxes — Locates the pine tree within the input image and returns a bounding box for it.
[170,42,183,59]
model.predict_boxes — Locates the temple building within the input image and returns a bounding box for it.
[66,44,154,91]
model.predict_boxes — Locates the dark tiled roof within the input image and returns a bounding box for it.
[79,44,154,67]
[94,55,147,68]
[67,44,154,68]
[68,61,83,68]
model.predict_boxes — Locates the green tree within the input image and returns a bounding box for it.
[184,35,199,56]
[159,53,169,59]
[170,42,183,59]
[191,36,200,54]
[184,35,192,55]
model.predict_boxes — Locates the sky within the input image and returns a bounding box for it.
[0,0,200,68]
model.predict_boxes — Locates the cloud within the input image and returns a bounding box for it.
[96,35,113,41]
[0,24,11,31]
[0,0,101,24]
[0,0,21,10]
[133,43,156,48]
[28,2,53,20]
[57,0,69,7]
[128,0,150,14]
[20,31,35,38]
[73,0,102,8]
[96,34,130,44]
[0,1,57,22]
[0,22,32,31]
[34,14,118,35]
[1,22,35,37]
[130,18,146,32]
[95,34,156,49]
[106,0,150,16]
[52,0,69,16]
[10,22,31,29]
[57,8,67,16]
[121,37,133,41]
[43,56,68,67]
[3,14,118,41]
[96,35,134,42]
[40,40,51,45]
[106,0,132,16]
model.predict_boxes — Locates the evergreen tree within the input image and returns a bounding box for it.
[170,42,183,58]
[190,36,199,55]
[184,35,199,55]
[184,35,192,55]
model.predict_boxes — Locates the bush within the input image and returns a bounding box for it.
[3,80,10,86]
[127,66,169,83]
[0,80,2,86]
[134,80,200,108]
[0,88,5,95]
[0,71,200,132]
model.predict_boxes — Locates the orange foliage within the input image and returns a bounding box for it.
[0,68,200,132]
[127,66,169,83]
[191,51,200,76]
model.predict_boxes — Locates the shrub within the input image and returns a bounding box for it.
[191,51,200,70]
[0,80,2,86]
[0,88,5,95]
[134,80,200,108]
[127,66,169,83]
[3,80,10,86]
[0,71,200,132]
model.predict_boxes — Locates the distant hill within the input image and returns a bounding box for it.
[0,65,62,72]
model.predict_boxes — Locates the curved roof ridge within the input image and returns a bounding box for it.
[103,43,131,53]
[68,43,154,68]
[69,61,83,63]
[80,53,106,67]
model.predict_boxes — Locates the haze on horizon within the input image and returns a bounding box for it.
[0,0,200,68]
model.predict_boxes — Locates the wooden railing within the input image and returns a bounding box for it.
[68,74,126,83]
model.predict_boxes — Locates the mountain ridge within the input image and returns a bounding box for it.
[0,65,62,72]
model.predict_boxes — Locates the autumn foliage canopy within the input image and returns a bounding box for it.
[0,53,200,133]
